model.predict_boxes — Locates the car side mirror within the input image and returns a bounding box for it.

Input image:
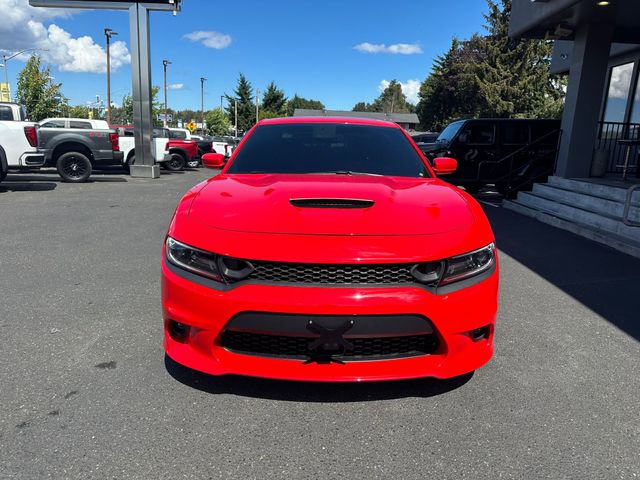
[433,157,457,175]
[202,153,225,168]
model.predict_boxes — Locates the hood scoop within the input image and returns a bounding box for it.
[289,198,375,209]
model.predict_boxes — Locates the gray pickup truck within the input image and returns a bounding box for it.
[38,118,124,182]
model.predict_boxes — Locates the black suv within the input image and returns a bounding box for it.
[420,118,560,193]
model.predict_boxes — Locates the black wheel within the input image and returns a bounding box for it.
[56,152,92,183]
[166,153,185,171]
[123,154,134,174]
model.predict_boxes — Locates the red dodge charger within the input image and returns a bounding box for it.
[162,117,498,382]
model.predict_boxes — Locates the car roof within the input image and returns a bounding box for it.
[258,116,402,128]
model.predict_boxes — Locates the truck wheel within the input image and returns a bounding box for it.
[123,154,134,174]
[166,153,185,171]
[56,152,92,183]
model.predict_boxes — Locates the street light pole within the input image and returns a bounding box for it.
[220,95,223,110]
[162,59,171,127]
[104,28,118,125]
[234,99,238,137]
[255,88,259,124]
[1,48,49,102]
[200,77,206,134]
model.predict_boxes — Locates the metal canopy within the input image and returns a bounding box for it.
[29,1,179,12]
[29,0,182,178]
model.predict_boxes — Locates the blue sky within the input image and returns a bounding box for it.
[1,0,489,111]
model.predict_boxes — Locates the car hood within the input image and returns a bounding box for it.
[188,174,475,236]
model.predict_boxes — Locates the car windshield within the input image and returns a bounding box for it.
[436,121,464,143]
[227,123,431,178]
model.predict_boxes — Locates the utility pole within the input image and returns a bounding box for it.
[234,99,238,137]
[255,88,259,124]
[220,95,224,110]
[104,28,118,124]
[162,59,171,127]
[200,77,206,134]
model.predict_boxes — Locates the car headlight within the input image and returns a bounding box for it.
[165,237,224,282]
[439,243,495,286]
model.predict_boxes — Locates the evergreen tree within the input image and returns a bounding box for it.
[225,73,255,132]
[285,95,325,116]
[15,55,65,121]
[469,0,562,118]
[352,101,372,112]
[261,81,287,118]
[370,80,412,113]
[416,0,565,131]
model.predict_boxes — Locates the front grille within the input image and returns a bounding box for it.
[220,331,438,361]
[247,261,416,285]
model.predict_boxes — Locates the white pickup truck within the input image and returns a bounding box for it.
[112,125,171,171]
[0,102,43,183]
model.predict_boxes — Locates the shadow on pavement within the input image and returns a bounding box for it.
[164,355,473,401]
[485,205,640,341]
[0,180,57,192]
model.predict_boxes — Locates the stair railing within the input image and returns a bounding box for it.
[475,128,562,195]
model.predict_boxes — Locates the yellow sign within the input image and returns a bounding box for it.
[186,121,197,132]
[0,83,10,102]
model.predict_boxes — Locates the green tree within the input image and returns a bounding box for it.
[416,38,482,130]
[225,73,255,133]
[285,94,325,116]
[112,87,163,126]
[352,101,372,112]
[369,80,412,113]
[68,105,91,119]
[470,0,563,118]
[205,108,232,135]
[15,55,65,121]
[416,0,565,130]
[261,81,287,118]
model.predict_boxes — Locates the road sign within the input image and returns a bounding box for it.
[157,113,173,122]
[186,121,197,132]
[0,83,10,102]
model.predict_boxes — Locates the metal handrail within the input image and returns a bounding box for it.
[622,184,640,227]
[475,128,562,183]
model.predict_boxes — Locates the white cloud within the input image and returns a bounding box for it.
[183,31,232,49]
[354,42,422,55]
[608,63,634,99]
[379,79,421,105]
[0,0,130,73]
[167,83,184,90]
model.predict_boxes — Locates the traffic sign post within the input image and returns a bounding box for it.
[29,0,181,179]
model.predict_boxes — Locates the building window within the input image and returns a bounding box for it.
[602,62,634,123]
[630,73,640,125]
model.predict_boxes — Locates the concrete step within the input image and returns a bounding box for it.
[547,176,640,204]
[514,192,640,243]
[531,183,640,223]
[503,200,640,259]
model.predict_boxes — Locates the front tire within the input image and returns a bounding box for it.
[56,152,92,183]
[166,153,185,171]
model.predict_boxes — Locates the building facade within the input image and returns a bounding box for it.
[510,0,640,178]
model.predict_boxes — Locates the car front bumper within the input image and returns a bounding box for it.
[162,256,498,382]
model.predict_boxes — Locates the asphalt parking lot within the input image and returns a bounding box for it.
[1,169,639,479]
